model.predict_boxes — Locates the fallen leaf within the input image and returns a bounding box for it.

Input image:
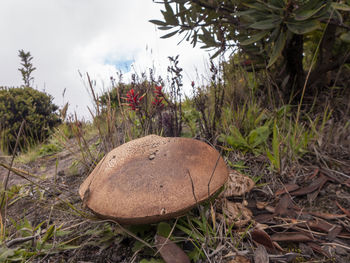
[265,206,275,213]
[306,168,319,180]
[299,243,314,257]
[271,232,313,242]
[321,169,346,184]
[225,170,255,197]
[306,211,346,220]
[154,235,190,263]
[272,241,284,252]
[274,194,298,217]
[269,253,298,262]
[306,218,335,233]
[274,194,290,216]
[336,201,350,218]
[254,213,274,224]
[251,228,275,252]
[221,200,253,227]
[327,225,342,241]
[228,255,251,263]
[307,242,331,257]
[275,184,299,196]
[290,175,328,196]
[256,201,268,210]
[255,223,269,230]
[254,245,269,263]
[307,185,322,203]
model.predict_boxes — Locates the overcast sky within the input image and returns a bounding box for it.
[0,0,212,118]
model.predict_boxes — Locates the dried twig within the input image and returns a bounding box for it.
[208,152,221,197]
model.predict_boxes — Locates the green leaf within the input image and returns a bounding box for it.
[38,224,56,249]
[286,20,320,34]
[132,240,147,253]
[149,20,167,26]
[240,31,268,45]
[58,245,81,250]
[332,2,350,11]
[335,8,344,24]
[268,0,285,8]
[249,18,281,30]
[300,0,325,11]
[160,30,179,39]
[199,27,218,47]
[233,10,255,17]
[210,48,223,59]
[176,224,205,242]
[295,4,326,21]
[272,121,280,161]
[0,248,15,260]
[267,30,286,68]
[340,32,350,43]
[157,222,172,238]
[267,119,281,172]
[162,1,178,26]
[55,229,73,237]
[226,127,250,150]
[266,150,277,169]
[191,30,198,47]
[157,26,173,30]
[247,125,271,148]
[243,2,270,12]
[164,0,174,16]
[33,220,46,232]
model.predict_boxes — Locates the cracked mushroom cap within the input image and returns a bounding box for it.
[79,135,228,224]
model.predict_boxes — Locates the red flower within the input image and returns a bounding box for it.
[152,97,164,109]
[191,81,195,87]
[124,88,144,110]
[154,85,163,97]
[152,85,165,109]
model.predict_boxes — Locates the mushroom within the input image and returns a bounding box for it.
[79,135,228,224]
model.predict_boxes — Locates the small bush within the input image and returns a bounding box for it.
[0,86,61,154]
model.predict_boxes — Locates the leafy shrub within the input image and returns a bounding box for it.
[0,86,61,153]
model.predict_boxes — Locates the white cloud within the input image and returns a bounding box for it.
[0,0,211,118]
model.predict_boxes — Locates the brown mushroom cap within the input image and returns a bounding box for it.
[79,135,228,224]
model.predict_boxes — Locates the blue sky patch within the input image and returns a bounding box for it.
[104,58,134,73]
